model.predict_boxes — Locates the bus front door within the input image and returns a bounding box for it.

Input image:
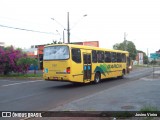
[83,54,91,82]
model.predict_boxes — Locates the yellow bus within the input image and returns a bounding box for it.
[43,44,131,84]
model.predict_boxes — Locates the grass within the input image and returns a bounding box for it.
[139,105,159,120]
[0,73,42,78]
[140,105,159,112]
[115,105,159,120]
[133,64,151,68]
[134,63,160,68]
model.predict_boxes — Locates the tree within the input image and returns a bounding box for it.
[17,57,38,74]
[0,46,38,75]
[0,47,5,74]
[52,40,62,44]
[17,57,31,74]
[150,60,157,65]
[30,58,38,74]
[0,46,27,75]
[113,40,137,60]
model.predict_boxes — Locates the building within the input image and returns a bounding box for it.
[71,41,99,47]
[150,49,160,62]
[35,45,44,69]
[23,47,38,58]
[24,45,45,70]
[135,52,144,65]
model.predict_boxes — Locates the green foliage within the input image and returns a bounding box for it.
[30,58,38,74]
[113,40,137,60]
[0,46,38,75]
[30,58,38,66]
[140,105,158,112]
[46,40,63,45]
[139,105,158,120]
[150,60,157,65]
[0,46,27,75]
[143,55,149,64]
[0,73,42,78]
[17,57,38,74]
[52,40,63,44]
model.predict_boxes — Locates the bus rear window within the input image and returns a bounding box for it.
[43,46,69,60]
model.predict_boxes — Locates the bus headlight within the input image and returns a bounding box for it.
[128,66,132,69]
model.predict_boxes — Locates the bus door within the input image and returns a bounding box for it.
[83,53,91,81]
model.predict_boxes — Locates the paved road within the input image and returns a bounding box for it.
[53,70,160,111]
[0,67,159,111]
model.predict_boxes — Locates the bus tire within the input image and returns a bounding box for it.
[94,72,101,84]
[119,70,125,79]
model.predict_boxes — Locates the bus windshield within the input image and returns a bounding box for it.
[43,45,69,60]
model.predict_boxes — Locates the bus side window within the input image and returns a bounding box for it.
[111,52,117,62]
[121,54,126,62]
[84,54,91,64]
[127,57,131,66]
[101,51,104,62]
[92,50,97,63]
[117,53,122,62]
[71,48,81,63]
[105,52,111,62]
[97,51,104,63]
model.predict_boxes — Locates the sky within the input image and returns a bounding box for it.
[0,0,160,55]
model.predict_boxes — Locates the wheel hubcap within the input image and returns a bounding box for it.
[96,75,99,82]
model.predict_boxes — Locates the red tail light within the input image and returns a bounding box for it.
[66,67,70,74]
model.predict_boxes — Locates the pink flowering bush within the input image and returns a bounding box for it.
[0,46,34,75]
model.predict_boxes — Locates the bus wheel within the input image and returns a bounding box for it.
[119,70,125,79]
[94,72,101,84]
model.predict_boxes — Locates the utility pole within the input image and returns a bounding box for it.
[63,30,65,43]
[147,48,149,67]
[51,12,87,44]
[124,32,127,51]
[124,32,127,41]
[67,12,70,43]
[37,46,40,70]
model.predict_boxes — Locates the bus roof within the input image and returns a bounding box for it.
[45,44,129,54]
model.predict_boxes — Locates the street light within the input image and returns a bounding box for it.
[56,30,65,43]
[67,12,87,43]
[51,18,65,29]
[51,12,87,43]
[51,18,66,43]
[56,30,61,40]
[83,14,87,17]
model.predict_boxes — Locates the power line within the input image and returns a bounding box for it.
[0,24,56,35]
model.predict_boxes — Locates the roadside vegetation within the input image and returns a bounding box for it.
[113,40,149,64]
[140,105,159,112]
[133,65,152,69]
[0,73,42,78]
[139,105,159,120]
[0,46,39,78]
